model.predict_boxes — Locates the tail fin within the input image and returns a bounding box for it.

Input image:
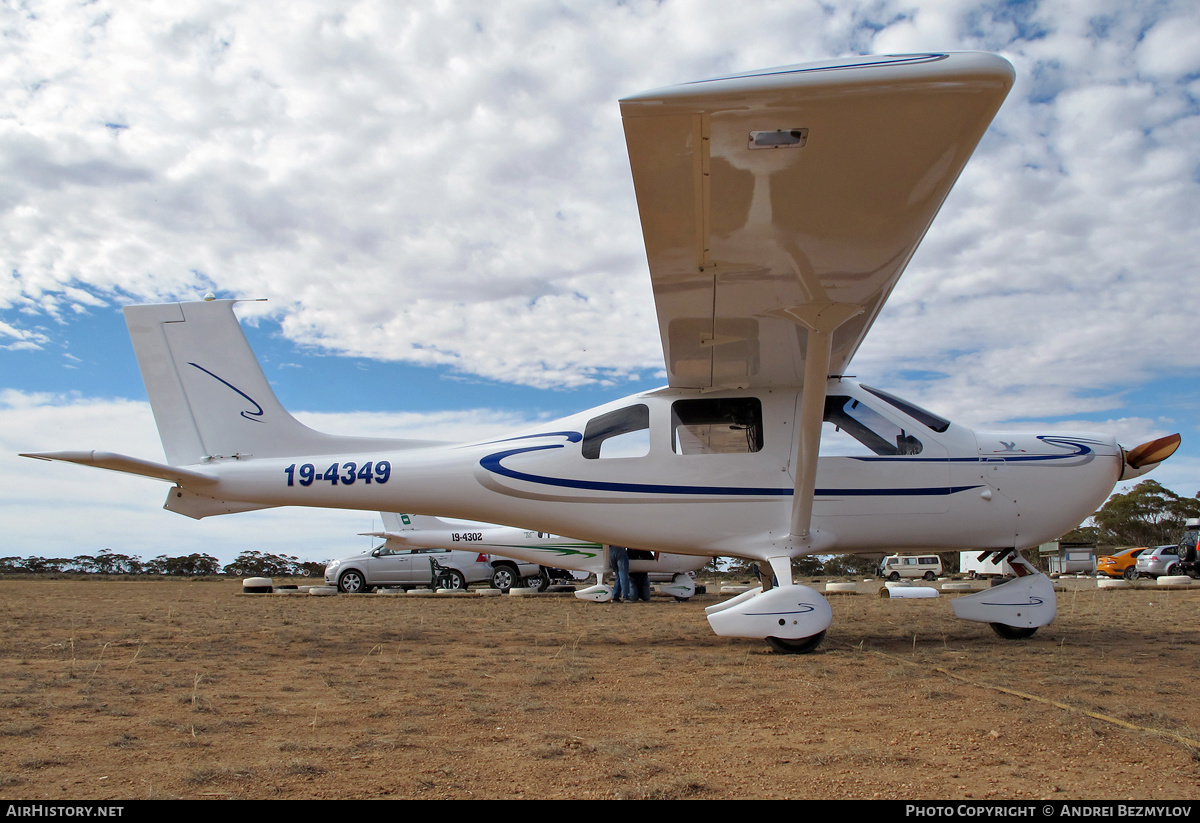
[380,512,454,532]
[125,299,435,465]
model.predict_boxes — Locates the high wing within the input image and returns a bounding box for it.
[622,52,1013,546]
[620,52,1014,390]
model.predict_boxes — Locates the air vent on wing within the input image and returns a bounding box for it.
[749,128,808,149]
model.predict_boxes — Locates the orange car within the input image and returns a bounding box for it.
[1096,547,1147,580]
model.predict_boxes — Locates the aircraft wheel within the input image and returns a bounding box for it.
[765,631,826,654]
[1123,567,1137,581]
[490,565,519,593]
[524,570,550,592]
[989,623,1038,640]
[437,570,467,591]
[338,569,367,594]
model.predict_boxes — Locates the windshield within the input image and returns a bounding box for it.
[860,385,950,432]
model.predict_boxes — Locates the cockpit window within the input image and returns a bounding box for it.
[582,404,650,459]
[860,385,950,432]
[671,397,763,454]
[822,395,922,456]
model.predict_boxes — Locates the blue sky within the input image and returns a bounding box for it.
[2,0,1199,565]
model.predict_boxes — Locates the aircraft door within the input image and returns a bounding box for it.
[812,392,951,516]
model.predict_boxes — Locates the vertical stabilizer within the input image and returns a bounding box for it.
[125,299,427,466]
[381,512,454,532]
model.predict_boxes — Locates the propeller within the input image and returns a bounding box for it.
[1120,433,1182,480]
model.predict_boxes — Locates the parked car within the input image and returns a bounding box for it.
[879,554,942,581]
[1134,546,1181,579]
[325,545,541,593]
[1096,547,1146,580]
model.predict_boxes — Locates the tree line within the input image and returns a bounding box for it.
[7,480,1196,579]
[0,549,325,577]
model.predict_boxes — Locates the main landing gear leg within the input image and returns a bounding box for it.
[575,547,614,602]
[951,550,1056,639]
[704,556,831,654]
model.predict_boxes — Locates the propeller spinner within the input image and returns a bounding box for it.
[1120,433,1182,480]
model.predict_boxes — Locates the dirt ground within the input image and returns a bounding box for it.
[1,577,1198,800]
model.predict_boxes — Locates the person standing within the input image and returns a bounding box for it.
[609,545,631,603]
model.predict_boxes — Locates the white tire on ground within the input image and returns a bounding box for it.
[879,586,940,599]
[1157,575,1192,586]
[941,582,973,591]
[242,577,273,593]
[1097,578,1131,589]
[824,582,857,593]
[307,586,337,596]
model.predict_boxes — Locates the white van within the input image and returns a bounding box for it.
[879,554,942,581]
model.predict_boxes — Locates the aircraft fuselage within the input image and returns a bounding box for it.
[168,379,1120,561]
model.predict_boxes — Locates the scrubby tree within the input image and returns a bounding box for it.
[1091,480,1200,548]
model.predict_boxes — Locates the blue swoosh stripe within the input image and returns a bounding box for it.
[480,439,981,499]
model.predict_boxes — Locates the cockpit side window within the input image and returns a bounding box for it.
[582,404,650,459]
[822,395,923,456]
[671,397,763,455]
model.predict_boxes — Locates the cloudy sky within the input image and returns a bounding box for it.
[2,0,1198,566]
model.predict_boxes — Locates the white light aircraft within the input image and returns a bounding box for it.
[23,52,1180,653]
[363,512,705,600]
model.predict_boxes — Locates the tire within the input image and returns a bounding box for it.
[491,565,519,593]
[524,570,550,592]
[1167,564,1180,576]
[337,569,367,594]
[888,572,900,581]
[437,569,467,591]
[1123,566,1137,581]
[923,571,936,581]
[989,623,1038,640]
[766,631,826,654]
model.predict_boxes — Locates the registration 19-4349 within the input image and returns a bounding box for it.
[284,461,391,487]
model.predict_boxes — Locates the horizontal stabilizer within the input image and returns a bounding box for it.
[20,450,217,486]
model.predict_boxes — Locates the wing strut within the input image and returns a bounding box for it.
[784,303,863,545]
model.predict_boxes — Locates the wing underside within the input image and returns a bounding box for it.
[621,52,1014,390]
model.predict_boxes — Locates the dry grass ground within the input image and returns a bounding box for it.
[0,578,1198,800]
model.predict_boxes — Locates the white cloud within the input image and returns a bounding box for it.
[1,0,1198,549]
